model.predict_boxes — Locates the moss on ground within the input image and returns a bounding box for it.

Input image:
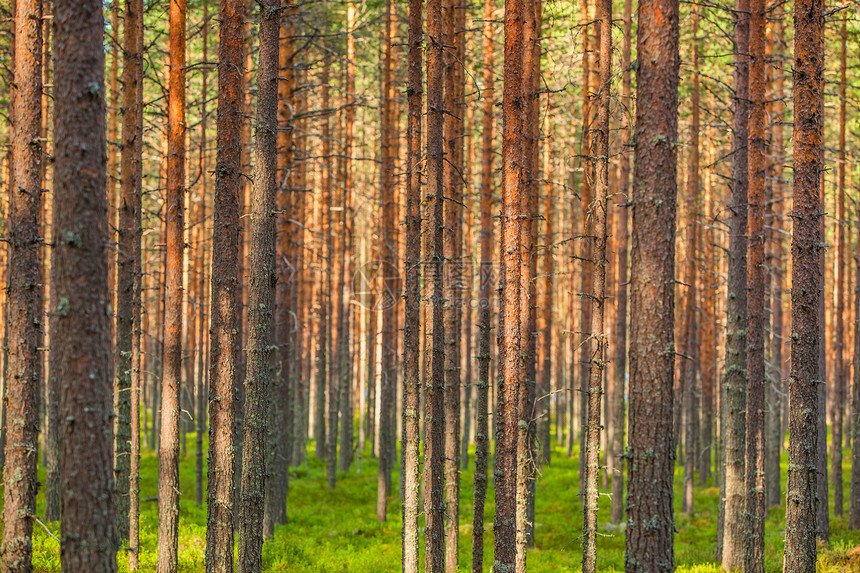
[8,424,860,571]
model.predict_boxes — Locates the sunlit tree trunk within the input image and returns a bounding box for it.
[625,0,680,570]
[719,0,749,567]
[582,0,610,568]
[53,0,116,565]
[2,0,43,567]
[783,0,823,569]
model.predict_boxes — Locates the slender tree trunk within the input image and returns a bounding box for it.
[852,217,860,529]
[719,0,750,567]
[53,0,117,565]
[625,0,680,570]
[831,11,847,519]
[783,0,823,569]
[680,10,700,517]
[494,0,525,566]
[765,11,786,509]
[582,0,610,569]
[442,0,465,559]
[263,3,296,536]
[119,0,144,559]
[578,0,592,492]
[195,0,211,511]
[378,0,397,519]
[425,0,447,564]
[2,0,43,567]
[315,64,330,462]
[157,0,186,567]
[472,2,494,567]
[402,0,423,564]
[205,0,244,566]
[539,120,553,469]
[743,0,766,570]
[610,0,631,525]
[235,0,279,568]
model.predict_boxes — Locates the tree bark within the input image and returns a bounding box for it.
[2,0,43,567]
[625,0,679,570]
[53,0,117,565]
[471,1,494,567]
[743,0,766,569]
[831,10,847,519]
[719,0,749,567]
[494,0,525,567]
[610,0,631,525]
[783,0,823,569]
[582,0,610,569]
[205,0,244,566]
[442,0,465,560]
[425,0,447,565]
[119,0,144,562]
[402,0,423,564]
[236,0,279,568]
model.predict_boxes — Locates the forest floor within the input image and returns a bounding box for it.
[14,428,860,572]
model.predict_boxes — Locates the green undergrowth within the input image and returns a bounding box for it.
[5,425,860,572]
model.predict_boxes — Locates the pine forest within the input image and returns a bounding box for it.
[0,0,859,571]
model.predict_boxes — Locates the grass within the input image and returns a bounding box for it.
[10,427,860,572]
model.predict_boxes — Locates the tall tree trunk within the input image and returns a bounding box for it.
[157,0,186,567]
[852,214,860,529]
[205,0,244,566]
[402,0,423,563]
[471,1,494,567]
[831,10,847,519]
[582,0,610,569]
[424,0,446,564]
[378,0,397,520]
[577,0,592,491]
[765,10,786,509]
[119,0,144,560]
[236,0,279,568]
[719,0,749,567]
[2,0,43,567]
[195,0,211,511]
[442,0,465,560]
[315,64,330,462]
[680,10,700,517]
[625,0,680,570]
[494,0,525,566]
[783,0,823,569]
[53,0,117,565]
[610,0,631,525]
[263,3,296,536]
[744,0,766,569]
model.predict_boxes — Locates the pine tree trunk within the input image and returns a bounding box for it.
[425,0,447,564]
[831,12,847,519]
[610,0,631,525]
[236,0,279,567]
[263,4,296,536]
[784,0,823,568]
[53,0,117,565]
[743,0,766,569]
[2,0,43,567]
[205,0,244,566]
[402,0,423,563]
[156,0,186,567]
[680,10,700,517]
[625,0,680,570]
[378,0,397,520]
[471,2,494,567]
[582,0,610,569]
[315,65,330,462]
[494,0,525,567]
[719,0,749,567]
[119,0,144,560]
[442,0,465,560]
[765,10,786,509]
[851,230,860,529]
